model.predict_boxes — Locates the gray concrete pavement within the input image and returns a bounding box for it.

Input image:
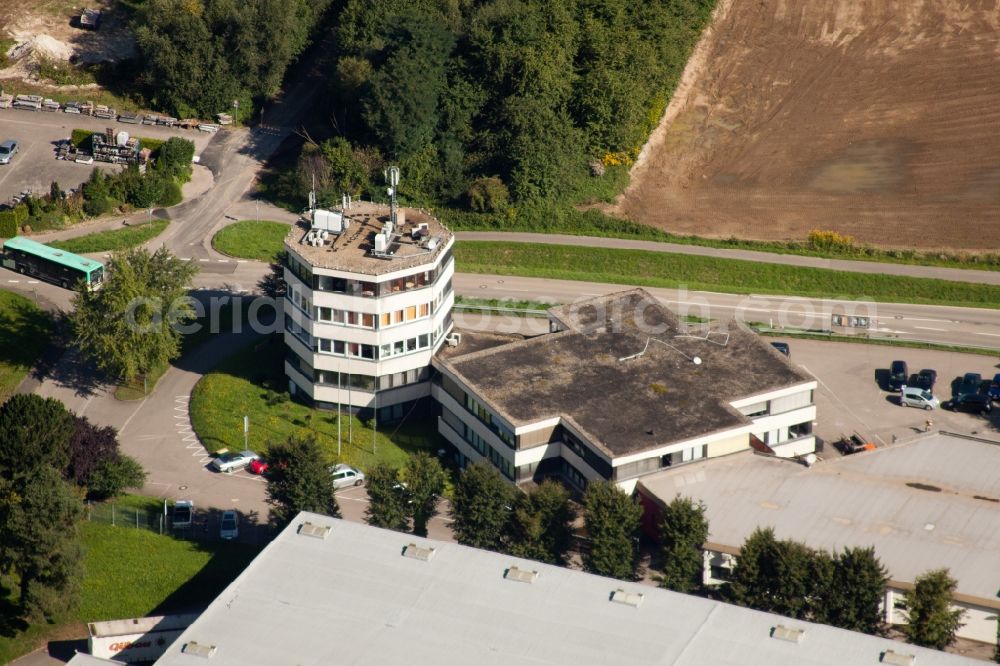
[0,107,215,202]
[457,231,1000,286]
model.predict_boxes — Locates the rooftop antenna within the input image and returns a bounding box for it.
[385,166,400,226]
[308,173,316,213]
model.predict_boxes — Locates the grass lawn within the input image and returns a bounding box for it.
[190,335,440,469]
[49,220,169,254]
[212,220,289,262]
[0,508,260,664]
[0,290,53,402]
[455,242,1000,309]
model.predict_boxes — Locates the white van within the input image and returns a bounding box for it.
[900,387,939,410]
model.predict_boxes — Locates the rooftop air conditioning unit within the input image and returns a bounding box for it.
[446,333,462,348]
[374,233,388,253]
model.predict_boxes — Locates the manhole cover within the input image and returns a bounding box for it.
[178,485,188,491]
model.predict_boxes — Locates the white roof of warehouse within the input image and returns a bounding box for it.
[154,512,976,665]
[638,432,1000,606]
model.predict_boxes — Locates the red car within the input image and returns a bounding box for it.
[248,458,268,475]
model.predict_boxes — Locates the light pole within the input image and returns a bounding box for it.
[233,99,239,128]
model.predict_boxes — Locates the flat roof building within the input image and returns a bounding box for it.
[636,432,1000,644]
[152,513,977,666]
[282,193,455,420]
[432,289,818,490]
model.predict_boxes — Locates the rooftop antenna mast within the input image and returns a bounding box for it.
[308,173,316,213]
[385,166,400,226]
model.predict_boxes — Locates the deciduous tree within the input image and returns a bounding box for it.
[67,415,120,487]
[583,481,642,580]
[818,546,889,635]
[72,246,198,382]
[88,455,147,500]
[450,462,515,551]
[903,568,965,650]
[365,463,409,531]
[402,452,446,537]
[658,495,709,593]
[508,479,575,565]
[264,435,340,525]
[0,394,74,480]
[0,465,83,621]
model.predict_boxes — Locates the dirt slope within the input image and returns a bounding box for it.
[615,0,1000,251]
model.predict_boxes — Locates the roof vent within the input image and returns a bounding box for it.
[297,522,331,539]
[881,650,916,666]
[403,543,436,561]
[504,566,539,584]
[770,625,805,644]
[182,642,217,658]
[610,589,644,608]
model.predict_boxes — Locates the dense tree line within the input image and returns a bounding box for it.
[0,394,145,621]
[133,0,334,119]
[287,0,715,213]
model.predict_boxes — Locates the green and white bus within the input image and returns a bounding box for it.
[2,236,104,290]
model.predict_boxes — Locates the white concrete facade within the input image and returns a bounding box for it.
[282,235,454,412]
[432,359,817,490]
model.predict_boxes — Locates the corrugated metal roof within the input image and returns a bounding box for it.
[3,236,104,274]
[154,513,977,666]
[638,433,1000,604]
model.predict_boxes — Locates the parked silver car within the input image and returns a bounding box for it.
[210,450,259,473]
[900,387,939,410]
[330,463,365,489]
[219,510,239,540]
[0,140,19,165]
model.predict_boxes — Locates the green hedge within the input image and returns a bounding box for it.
[0,204,28,237]
[71,129,94,148]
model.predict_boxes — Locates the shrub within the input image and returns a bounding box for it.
[87,455,147,499]
[467,177,510,213]
[808,229,857,253]
[71,129,95,149]
[157,179,183,206]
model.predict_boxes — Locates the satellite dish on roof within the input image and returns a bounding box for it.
[692,356,702,365]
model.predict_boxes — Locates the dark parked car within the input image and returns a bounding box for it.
[989,373,1000,401]
[770,342,790,357]
[915,369,937,391]
[943,393,993,415]
[958,372,984,398]
[888,360,908,391]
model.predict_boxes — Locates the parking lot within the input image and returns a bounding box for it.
[775,337,1000,451]
[0,107,216,203]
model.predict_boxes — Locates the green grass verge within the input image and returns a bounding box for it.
[0,508,260,664]
[444,206,1000,272]
[212,220,289,262]
[190,335,440,468]
[48,219,169,254]
[454,295,557,318]
[0,291,53,402]
[114,362,167,401]
[455,242,1000,309]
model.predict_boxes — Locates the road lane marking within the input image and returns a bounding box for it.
[975,332,1000,337]
[914,326,946,331]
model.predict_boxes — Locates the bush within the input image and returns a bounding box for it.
[71,129,95,149]
[157,179,183,206]
[87,455,147,499]
[139,136,164,155]
[467,177,510,213]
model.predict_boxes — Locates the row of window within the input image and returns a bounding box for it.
[286,249,453,298]
[460,420,513,479]
[287,280,452,331]
[286,314,450,361]
[286,349,432,392]
[463,392,515,447]
[737,390,814,418]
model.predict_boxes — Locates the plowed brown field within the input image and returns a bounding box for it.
[615,0,1000,251]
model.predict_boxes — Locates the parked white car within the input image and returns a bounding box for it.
[172,500,193,528]
[210,450,259,473]
[330,463,365,489]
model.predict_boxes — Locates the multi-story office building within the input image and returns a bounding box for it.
[282,200,454,421]
[432,289,817,491]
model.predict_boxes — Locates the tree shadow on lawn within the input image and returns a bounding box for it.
[148,511,268,617]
